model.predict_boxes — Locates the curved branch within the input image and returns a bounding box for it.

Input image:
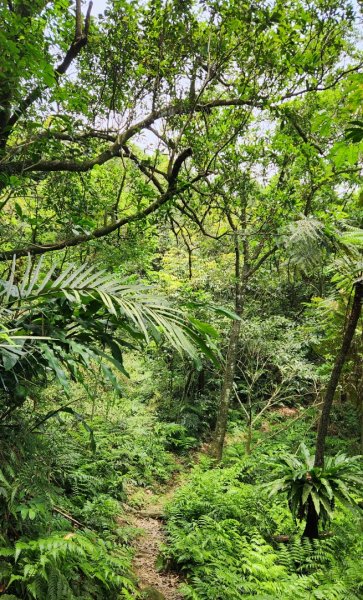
[0,148,195,261]
[121,146,166,194]
[3,69,361,177]
[6,2,93,132]
[284,109,324,155]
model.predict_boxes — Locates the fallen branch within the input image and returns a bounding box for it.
[53,506,84,529]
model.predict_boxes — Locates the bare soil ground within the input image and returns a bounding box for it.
[122,473,186,599]
[131,505,183,599]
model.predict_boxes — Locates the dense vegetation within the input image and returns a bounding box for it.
[0,0,362,598]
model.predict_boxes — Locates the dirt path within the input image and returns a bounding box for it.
[131,507,183,599]
[123,477,185,599]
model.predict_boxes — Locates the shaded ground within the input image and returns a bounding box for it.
[122,473,186,600]
[131,506,183,599]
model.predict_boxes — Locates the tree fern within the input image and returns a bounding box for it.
[284,218,363,288]
[284,216,330,274]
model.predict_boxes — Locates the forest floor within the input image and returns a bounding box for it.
[122,467,187,599]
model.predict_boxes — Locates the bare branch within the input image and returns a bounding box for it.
[174,198,229,240]
[122,146,166,194]
[53,506,84,529]
[248,246,278,277]
[75,0,82,39]
[284,109,324,155]
[281,63,363,101]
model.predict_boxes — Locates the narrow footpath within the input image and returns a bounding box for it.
[123,473,186,600]
[131,501,182,599]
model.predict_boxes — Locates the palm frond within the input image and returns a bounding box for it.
[0,256,220,398]
[0,255,219,360]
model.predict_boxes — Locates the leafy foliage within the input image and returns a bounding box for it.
[0,384,194,598]
[0,256,219,404]
[1,531,135,600]
[163,437,363,599]
[0,1,363,598]
[266,444,363,529]
[0,421,137,598]
[345,120,363,143]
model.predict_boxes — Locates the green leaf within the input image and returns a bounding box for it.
[301,483,312,505]
[310,490,320,515]
[188,317,219,339]
[320,478,333,500]
[33,406,96,452]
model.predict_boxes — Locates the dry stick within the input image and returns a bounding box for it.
[255,399,324,446]
[53,506,85,529]
[0,188,15,211]
[232,382,318,440]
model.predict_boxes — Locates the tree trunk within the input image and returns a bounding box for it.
[246,419,252,455]
[303,497,319,539]
[314,280,363,468]
[210,318,242,461]
[210,204,277,462]
[355,342,363,455]
[210,225,244,462]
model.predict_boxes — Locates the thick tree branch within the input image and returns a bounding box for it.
[75,0,83,39]
[248,246,278,277]
[2,64,361,177]
[0,99,246,174]
[6,2,93,132]
[0,148,194,260]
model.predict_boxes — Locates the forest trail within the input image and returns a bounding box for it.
[123,470,186,600]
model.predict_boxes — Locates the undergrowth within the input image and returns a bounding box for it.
[162,424,363,600]
[0,382,190,599]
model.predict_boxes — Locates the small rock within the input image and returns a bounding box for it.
[141,586,166,599]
